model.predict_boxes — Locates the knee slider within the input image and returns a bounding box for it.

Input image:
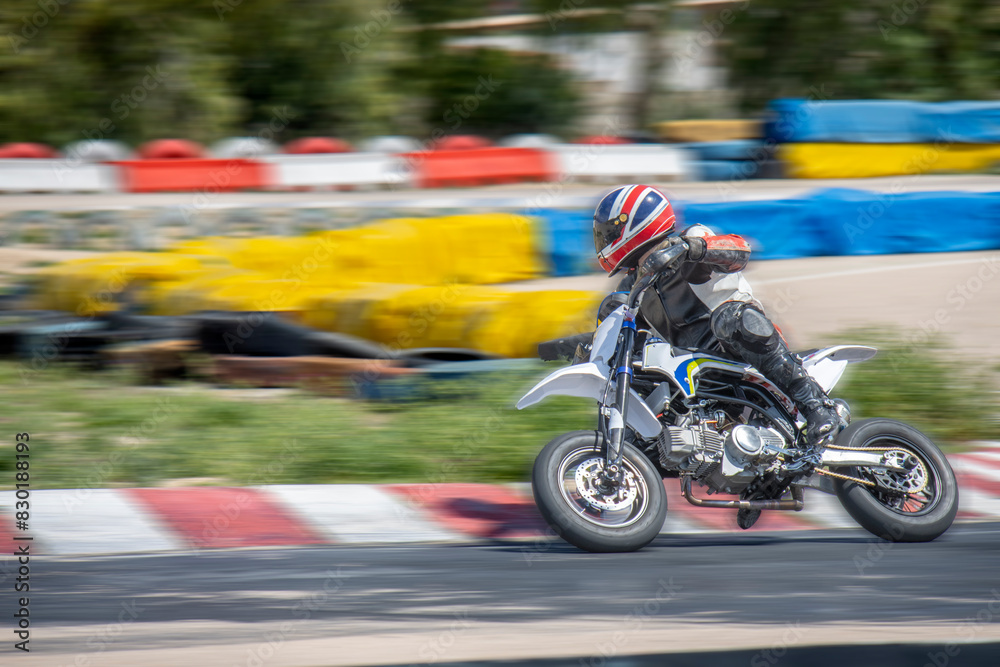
[740,305,774,340]
[737,306,777,353]
[710,301,743,344]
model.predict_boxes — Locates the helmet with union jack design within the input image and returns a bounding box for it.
[593,184,677,274]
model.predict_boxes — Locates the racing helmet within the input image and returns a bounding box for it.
[593,184,677,274]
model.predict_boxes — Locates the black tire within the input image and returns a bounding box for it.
[531,430,667,553]
[834,418,958,542]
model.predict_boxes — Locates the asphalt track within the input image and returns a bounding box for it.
[16,522,1000,666]
[6,177,1000,665]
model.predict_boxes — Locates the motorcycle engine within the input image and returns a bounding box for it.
[657,422,787,494]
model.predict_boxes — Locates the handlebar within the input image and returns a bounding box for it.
[627,242,688,307]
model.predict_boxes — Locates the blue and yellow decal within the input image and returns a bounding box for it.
[674,357,746,393]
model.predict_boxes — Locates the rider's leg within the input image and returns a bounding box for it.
[710,301,838,453]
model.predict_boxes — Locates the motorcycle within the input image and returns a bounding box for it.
[517,244,959,552]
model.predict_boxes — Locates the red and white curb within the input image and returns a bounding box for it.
[3,444,998,556]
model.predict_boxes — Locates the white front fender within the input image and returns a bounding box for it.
[516,363,663,440]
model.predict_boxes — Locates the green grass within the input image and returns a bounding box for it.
[830,328,1000,446]
[0,361,594,490]
[0,328,996,489]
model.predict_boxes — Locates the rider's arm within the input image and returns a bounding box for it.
[683,224,751,274]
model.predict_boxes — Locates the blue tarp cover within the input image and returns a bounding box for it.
[766,99,1000,144]
[540,189,1000,273]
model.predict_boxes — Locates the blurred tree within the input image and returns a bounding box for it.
[0,0,595,145]
[528,0,666,130]
[394,1,585,137]
[0,0,241,145]
[217,0,402,140]
[421,48,580,138]
[724,0,1000,111]
[0,0,399,145]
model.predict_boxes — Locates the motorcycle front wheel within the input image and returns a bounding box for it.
[834,418,959,542]
[532,430,667,553]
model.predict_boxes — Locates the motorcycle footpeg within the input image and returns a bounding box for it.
[783,451,823,475]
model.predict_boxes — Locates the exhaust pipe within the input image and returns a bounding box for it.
[681,476,804,511]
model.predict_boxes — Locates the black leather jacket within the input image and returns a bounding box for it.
[597,225,755,352]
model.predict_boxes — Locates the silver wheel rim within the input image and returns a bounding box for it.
[858,436,941,516]
[556,445,650,528]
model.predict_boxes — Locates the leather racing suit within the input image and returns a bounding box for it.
[596,224,838,452]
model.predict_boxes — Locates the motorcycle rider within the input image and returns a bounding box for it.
[593,184,839,462]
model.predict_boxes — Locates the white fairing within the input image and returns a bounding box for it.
[516,309,661,439]
[516,298,873,438]
[802,345,877,392]
[589,307,624,366]
[515,362,663,439]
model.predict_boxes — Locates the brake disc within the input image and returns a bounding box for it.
[871,449,929,495]
[574,458,639,511]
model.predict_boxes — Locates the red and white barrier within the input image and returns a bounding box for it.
[0,159,119,193]
[552,144,693,182]
[0,144,696,193]
[115,158,273,193]
[261,152,412,189]
[405,147,558,188]
[6,440,1000,555]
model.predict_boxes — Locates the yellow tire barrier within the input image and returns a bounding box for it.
[367,284,507,351]
[471,290,600,359]
[780,143,1000,178]
[33,213,591,357]
[33,253,203,315]
[300,283,421,342]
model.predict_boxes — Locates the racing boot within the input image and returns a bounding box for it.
[786,373,840,461]
[710,302,840,465]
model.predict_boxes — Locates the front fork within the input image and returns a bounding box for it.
[602,309,637,485]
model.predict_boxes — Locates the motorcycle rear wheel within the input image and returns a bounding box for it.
[532,430,667,553]
[833,418,958,542]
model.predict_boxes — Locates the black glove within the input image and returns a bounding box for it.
[683,235,707,262]
[637,237,689,280]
